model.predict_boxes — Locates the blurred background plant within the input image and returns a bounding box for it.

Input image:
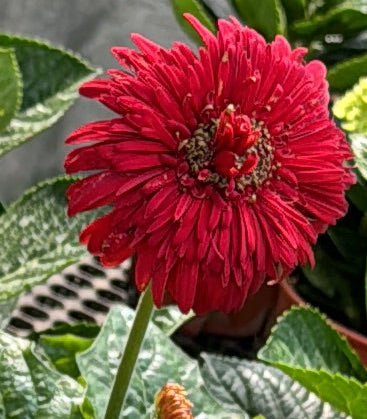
[1,1,367,418]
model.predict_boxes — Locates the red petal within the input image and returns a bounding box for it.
[67,172,123,216]
[239,153,259,175]
[135,249,155,291]
[213,150,238,178]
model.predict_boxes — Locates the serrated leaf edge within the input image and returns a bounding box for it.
[0,71,99,158]
[200,353,343,419]
[259,304,365,377]
[5,174,79,211]
[0,33,100,157]
[0,33,98,84]
[0,175,87,301]
[266,361,367,417]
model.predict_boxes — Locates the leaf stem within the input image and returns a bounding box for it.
[104,284,154,419]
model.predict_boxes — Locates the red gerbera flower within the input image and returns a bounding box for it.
[65,15,354,315]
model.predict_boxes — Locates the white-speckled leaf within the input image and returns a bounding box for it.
[0,47,22,133]
[350,134,367,180]
[201,354,347,419]
[152,306,195,336]
[0,296,18,327]
[0,176,104,302]
[77,305,235,419]
[0,34,98,157]
[0,330,84,418]
[259,306,367,418]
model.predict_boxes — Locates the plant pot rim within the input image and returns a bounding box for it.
[279,279,367,346]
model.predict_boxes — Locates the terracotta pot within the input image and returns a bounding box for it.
[180,283,279,338]
[179,279,367,366]
[273,280,367,366]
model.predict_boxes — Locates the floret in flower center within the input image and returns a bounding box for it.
[179,104,278,199]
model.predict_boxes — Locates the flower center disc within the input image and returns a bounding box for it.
[179,104,277,200]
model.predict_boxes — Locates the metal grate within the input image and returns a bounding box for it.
[6,257,260,359]
[7,256,138,337]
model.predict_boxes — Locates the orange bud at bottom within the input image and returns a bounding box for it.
[154,383,194,419]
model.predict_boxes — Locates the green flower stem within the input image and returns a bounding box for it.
[104,284,154,419]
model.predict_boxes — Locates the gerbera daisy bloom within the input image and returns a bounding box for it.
[65,15,354,315]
